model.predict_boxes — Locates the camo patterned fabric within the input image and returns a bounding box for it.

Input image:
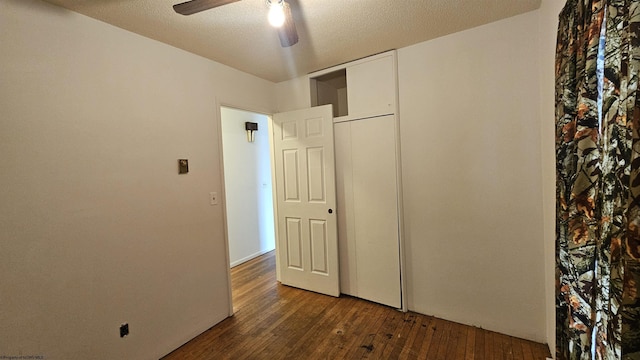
[556,0,640,359]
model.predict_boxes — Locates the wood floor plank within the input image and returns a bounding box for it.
[450,322,468,360]
[305,296,360,360]
[387,313,419,359]
[493,330,504,360]
[435,319,454,360]
[501,333,515,360]
[473,325,486,360]
[366,307,404,358]
[316,295,375,359]
[161,251,552,360]
[532,341,552,359]
[512,336,525,360]
[484,328,495,359]
[345,308,398,359]
[398,314,425,359]
[426,317,447,359]
[231,289,316,358]
[417,316,439,358]
[464,325,476,360]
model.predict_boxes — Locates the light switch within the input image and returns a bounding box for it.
[209,192,218,205]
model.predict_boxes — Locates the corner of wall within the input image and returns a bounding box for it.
[538,0,565,357]
[275,76,312,112]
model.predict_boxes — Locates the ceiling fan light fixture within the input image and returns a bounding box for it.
[267,0,285,27]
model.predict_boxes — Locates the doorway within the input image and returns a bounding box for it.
[220,107,275,269]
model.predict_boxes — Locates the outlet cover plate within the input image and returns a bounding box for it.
[178,159,189,174]
[120,323,129,338]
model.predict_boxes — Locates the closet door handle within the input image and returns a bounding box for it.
[328,209,333,214]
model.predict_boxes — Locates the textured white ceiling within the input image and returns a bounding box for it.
[42,0,541,82]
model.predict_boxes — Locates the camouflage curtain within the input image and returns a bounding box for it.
[556,0,640,359]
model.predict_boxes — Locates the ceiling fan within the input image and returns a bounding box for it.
[173,0,299,47]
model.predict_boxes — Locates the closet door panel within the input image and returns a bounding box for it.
[346,55,396,119]
[351,115,401,308]
[334,122,358,295]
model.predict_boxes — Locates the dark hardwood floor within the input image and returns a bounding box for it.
[162,251,551,359]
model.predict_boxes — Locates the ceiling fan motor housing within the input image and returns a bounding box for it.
[173,0,298,47]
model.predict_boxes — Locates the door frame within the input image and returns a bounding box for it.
[216,99,408,314]
[215,99,278,316]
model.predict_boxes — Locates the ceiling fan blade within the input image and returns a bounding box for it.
[277,1,298,47]
[173,0,241,15]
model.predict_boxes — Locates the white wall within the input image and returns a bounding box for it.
[398,11,545,342]
[221,107,275,267]
[276,76,312,111]
[539,0,566,356]
[0,1,274,359]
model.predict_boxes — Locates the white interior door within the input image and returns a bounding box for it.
[272,105,339,297]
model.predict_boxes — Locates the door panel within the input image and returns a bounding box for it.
[334,122,357,294]
[346,55,396,119]
[310,219,328,274]
[273,105,339,297]
[285,217,303,270]
[306,147,326,202]
[351,116,401,308]
[334,115,401,308]
[283,150,300,201]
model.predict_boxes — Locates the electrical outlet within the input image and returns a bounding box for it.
[209,192,218,205]
[178,159,189,174]
[120,323,129,338]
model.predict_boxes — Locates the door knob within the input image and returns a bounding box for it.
[328,209,333,214]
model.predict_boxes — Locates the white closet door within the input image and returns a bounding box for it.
[335,115,401,308]
[334,122,357,295]
[346,55,396,119]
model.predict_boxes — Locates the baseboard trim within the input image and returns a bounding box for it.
[230,249,274,268]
